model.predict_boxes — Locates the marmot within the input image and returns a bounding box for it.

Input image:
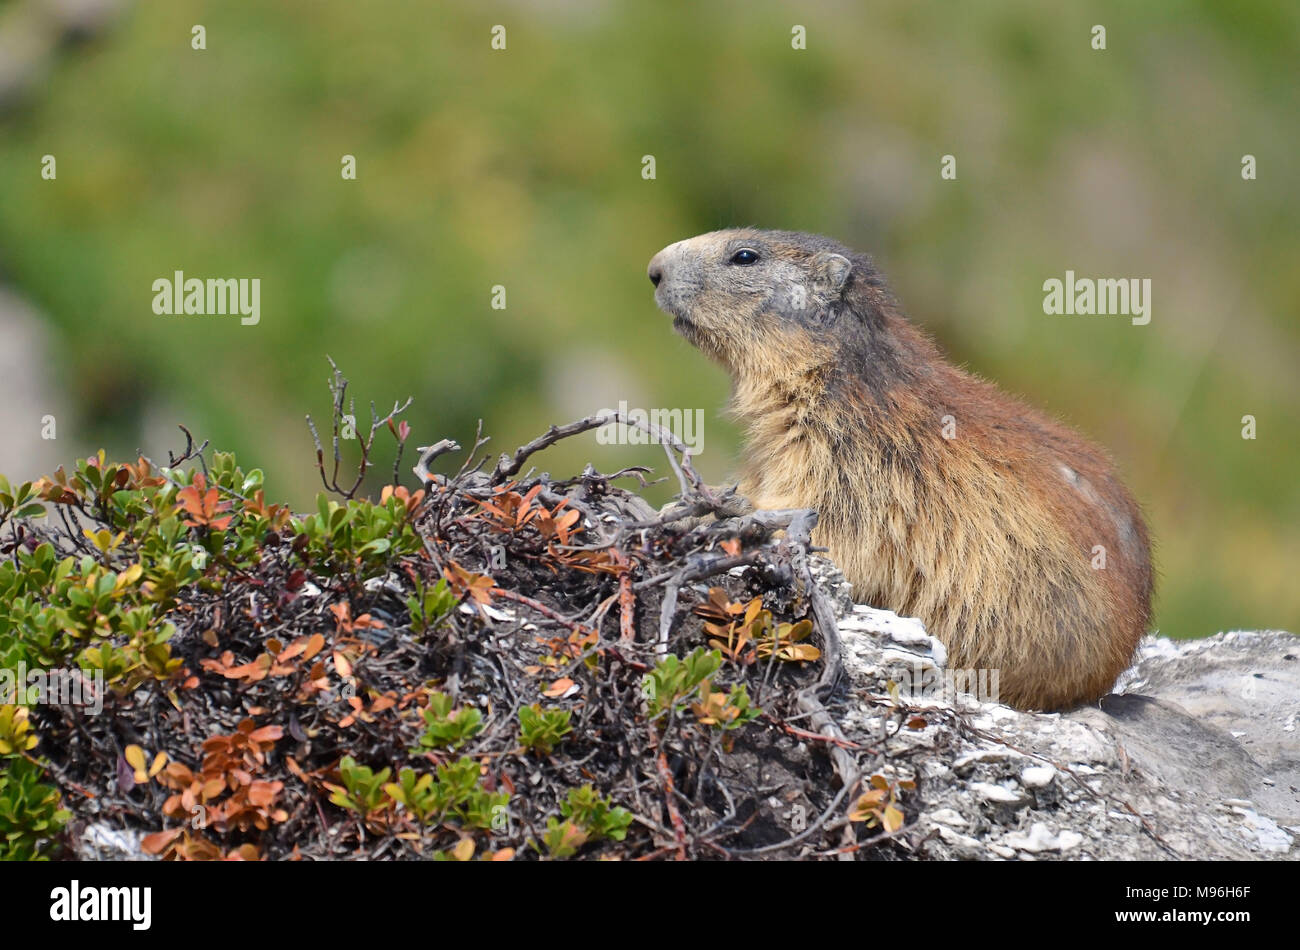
[647,228,1153,711]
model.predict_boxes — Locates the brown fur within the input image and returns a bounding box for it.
[648,229,1154,710]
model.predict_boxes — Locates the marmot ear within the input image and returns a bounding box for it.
[811,252,852,299]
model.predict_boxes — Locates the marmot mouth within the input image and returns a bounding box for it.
[673,315,732,368]
[672,315,706,349]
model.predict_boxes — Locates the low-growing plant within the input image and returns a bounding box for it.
[413,692,482,752]
[382,758,509,834]
[691,681,761,732]
[151,720,288,833]
[406,577,456,635]
[537,786,635,858]
[324,756,392,822]
[848,774,916,834]
[0,474,45,526]
[540,818,587,858]
[0,705,38,755]
[292,487,425,581]
[328,754,509,838]
[694,589,820,664]
[0,393,857,862]
[0,758,70,860]
[383,767,440,825]
[0,542,183,695]
[754,617,819,662]
[643,648,721,721]
[559,784,633,843]
[517,703,571,756]
[429,756,508,831]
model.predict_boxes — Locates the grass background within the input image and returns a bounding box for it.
[0,0,1296,640]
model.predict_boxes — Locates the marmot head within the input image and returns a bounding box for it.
[647,228,889,378]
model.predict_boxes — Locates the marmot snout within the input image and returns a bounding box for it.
[648,228,1154,711]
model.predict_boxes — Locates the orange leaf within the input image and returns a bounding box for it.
[141,828,183,855]
[247,781,282,807]
[544,677,575,698]
[333,650,353,679]
[161,763,193,787]
[247,725,284,744]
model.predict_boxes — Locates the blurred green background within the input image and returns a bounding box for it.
[0,0,1296,639]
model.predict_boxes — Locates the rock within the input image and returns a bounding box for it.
[971,781,1026,805]
[77,822,150,861]
[1112,630,1300,826]
[808,555,855,618]
[1230,808,1294,854]
[1020,766,1057,788]
[840,604,947,668]
[935,824,987,859]
[821,558,1300,860]
[926,808,968,827]
[1001,822,1083,853]
[954,749,1026,774]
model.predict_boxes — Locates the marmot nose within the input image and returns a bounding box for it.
[647,252,665,287]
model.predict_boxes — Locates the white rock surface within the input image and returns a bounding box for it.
[819,557,1300,861]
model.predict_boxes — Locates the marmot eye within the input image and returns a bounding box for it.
[730,249,760,265]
